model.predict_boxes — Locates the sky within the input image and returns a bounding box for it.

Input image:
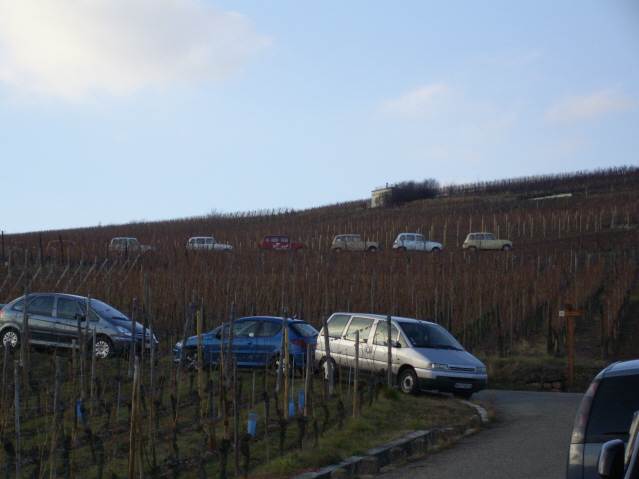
[1,1,638,234]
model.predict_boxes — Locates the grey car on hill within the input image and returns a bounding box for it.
[0,293,157,358]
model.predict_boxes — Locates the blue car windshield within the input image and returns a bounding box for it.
[397,322,463,350]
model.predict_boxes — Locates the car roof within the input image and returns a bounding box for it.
[599,359,639,378]
[330,312,436,325]
[235,316,309,324]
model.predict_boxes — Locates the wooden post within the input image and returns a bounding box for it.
[127,357,140,479]
[387,315,392,387]
[128,298,138,379]
[14,360,21,479]
[49,356,62,479]
[560,308,583,390]
[353,331,359,418]
[323,315,334,396]
[283,324,290,420]
[197,306,204,421]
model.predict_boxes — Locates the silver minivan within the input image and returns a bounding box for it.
[0,293,157,358]
[315,312,487,398]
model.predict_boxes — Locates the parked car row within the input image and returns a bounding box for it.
[258,233,511,253]
[173,311,487,399]
[37,232,513,259]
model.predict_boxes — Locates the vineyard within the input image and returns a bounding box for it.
[0,166,638,477]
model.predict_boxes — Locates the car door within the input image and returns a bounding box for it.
[24,295,56,344]
[402,234,416,250]
[483,233,498,249]
[351,235,365,251]
[371,321,408,376]
[322,314,352,368]
[414,235,426,251]
[231,320,262,365]
[54,296,87,346]
[253,320,282,366]
[340,316,375,370]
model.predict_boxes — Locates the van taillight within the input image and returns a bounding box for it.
[571,377,601,444]
[291,339,308,348]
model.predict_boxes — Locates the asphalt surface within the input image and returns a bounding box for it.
[379,389,585,479]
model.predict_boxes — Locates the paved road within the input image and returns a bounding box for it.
[380,390,585,479]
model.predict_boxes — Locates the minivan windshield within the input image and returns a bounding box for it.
[396,322,463,350]
[85,299,130,321]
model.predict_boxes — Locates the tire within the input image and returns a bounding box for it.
[368,246,378,252]
[93,337,114,359]
[398,368,419,395]
[468,246,477,252]
[319,357,338,381]
[398,246,407,252]
[1,329,20,349]
[183,347,199,371]
[431,247,441,253]
[333,248,342,253]
[271,354,295,377]
[502,244,512,252]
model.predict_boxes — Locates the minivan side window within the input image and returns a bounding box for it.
[56,297,84,320]
[28,296,54,316]
[344,317,375,343]
[373,322,397,345]
[373,322,408,347]
[326,314,351,338]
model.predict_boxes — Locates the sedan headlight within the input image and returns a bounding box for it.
[116,325,132,337]
[426,363,449,371]
[174,341,183,350]
[476,366,487,373]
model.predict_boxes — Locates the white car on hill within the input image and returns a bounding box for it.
[187,237,233,251]
[392,233,442,252]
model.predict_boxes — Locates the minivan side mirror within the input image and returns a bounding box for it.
[598,439,625,479]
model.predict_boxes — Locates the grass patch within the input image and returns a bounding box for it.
[250,391,475,478]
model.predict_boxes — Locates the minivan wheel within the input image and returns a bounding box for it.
[399,369,419,395]
[271,354,295,377]
[502,244,512,252]
[1,329,20,349]
[368,246,378,252]
[320,357,338,381]
[94,337,113,359]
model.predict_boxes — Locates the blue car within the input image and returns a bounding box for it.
[174,316,319,371]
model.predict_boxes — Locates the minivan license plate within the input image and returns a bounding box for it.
[454,383,472,389]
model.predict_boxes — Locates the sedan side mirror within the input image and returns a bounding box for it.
[598,439,625,479]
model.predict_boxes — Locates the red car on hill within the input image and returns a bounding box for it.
[259,235,306,252]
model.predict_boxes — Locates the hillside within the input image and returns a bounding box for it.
[1,166,638,362]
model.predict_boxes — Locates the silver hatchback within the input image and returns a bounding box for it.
[315,313,487,399]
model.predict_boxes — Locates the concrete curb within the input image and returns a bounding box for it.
[293,400,488,479]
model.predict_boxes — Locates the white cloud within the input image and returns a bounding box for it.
[0,0,270,100]
[545,87,636,124]
[381,83,450,116]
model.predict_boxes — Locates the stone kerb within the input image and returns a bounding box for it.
[293,402,487,479]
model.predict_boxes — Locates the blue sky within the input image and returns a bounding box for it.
[1,1,638,234]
